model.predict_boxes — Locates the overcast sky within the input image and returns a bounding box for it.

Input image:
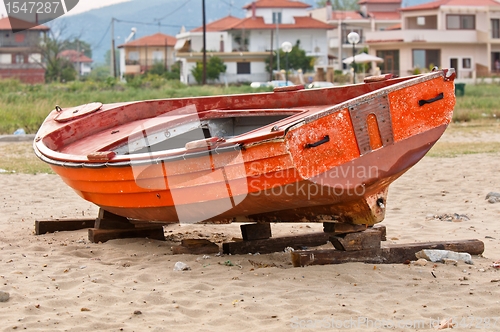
[0,0,131,18]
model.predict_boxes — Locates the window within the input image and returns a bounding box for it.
[462,58,471,69]
[237,62,251,74]
[272,12,282,24]
[127,51,139,65]
[492,19,500,39]
[129,51,139,61]
[446,15,475,30]
[412,49,440,69]
[15,54,24,63]
[417,17,425,26]
[0,54,11,64]
[152,51,163,63]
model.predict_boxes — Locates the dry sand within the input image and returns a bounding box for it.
[1,130,499,331]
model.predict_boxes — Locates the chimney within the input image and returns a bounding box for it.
[326,0,332,21]
[252,1,256,19]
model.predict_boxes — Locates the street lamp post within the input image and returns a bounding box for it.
[347,31,360,84]
[281,41,292,86]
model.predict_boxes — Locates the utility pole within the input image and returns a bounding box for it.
[76,39,80,80]
[202,0,207,85]
[111,17,117,78]
[274,13,280,73]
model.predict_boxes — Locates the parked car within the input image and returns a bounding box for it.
[250,82,270,88]
[306,81,335,89]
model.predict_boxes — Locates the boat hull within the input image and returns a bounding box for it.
[34,70,456,225]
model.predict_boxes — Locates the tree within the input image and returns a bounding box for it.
[316,0,359,10]
[147,62,168,76]
[37,35,77,82]
[266,40,314,74]
[191,56,227,84]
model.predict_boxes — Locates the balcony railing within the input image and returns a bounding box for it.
[366,29,484,43]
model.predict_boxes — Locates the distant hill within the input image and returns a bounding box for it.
[52,0,433,65]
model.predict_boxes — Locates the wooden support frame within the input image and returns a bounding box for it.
[35,219,96,235]
[291,239,485,267]
[222,224,387,255]
[35,212,484,265]
[223,232,331,255]
[87,209,165,243]
[240,223,272,241]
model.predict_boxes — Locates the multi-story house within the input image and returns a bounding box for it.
[118,32,177,77]
[0,16,49,84]
[366,0,500,79]
[58,50,93,77]
[309,0,401,71]
[175,0,332,85]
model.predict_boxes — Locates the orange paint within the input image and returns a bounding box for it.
[366,113,383,150]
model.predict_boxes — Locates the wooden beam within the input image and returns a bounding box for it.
[330,227,382,251]
[323,222,367,234]
[291,239,485,267]
[95,209,134,229]
[88,227,165,243]
[223,232,330,255]
[35,219,96,235]
[382,239,484,262]
[240,223,272,241]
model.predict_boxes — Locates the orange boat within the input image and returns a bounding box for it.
[34,70,456,226]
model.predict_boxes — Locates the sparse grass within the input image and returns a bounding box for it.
[454,83,500,122]
[428,141,500,157]
[428,121,500,157]
[0,142,53,174]
[0,78,270,134]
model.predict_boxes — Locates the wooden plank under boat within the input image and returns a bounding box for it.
[33,70,456,226]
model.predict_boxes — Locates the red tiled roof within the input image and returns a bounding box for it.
[58,50,93,63]
[369,11,401,19]
[191,16,241,32]
[229,16,332,30]
[331,11,365,20]
[0,16,49,31]
[190,14,332,31]
[243,0,311,9]
[401,0,500,11]
[119,33,176,48]
[292,16,334,29]
[359,0,401,3]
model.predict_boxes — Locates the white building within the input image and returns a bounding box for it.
[58,50,93,77]
[309,0,401,72]
[365,0,500,79]
[175,0,332,85]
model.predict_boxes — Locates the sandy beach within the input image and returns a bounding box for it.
[0,126,499,331]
